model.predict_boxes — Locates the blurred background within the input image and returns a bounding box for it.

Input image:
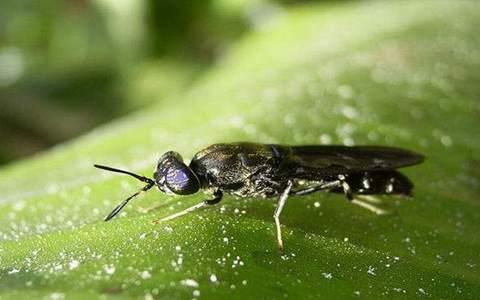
[0,0,302,165]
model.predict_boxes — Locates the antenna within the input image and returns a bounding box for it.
[104,182,154,221]
[94,164,154,184]
[94,164,155,221]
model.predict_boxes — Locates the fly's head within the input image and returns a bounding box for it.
[154,151,200,195]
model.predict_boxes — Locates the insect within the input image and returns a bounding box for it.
[95,142,424,252]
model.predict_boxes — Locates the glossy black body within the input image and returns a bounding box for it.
[95,142,424,222]
[189,142,423,198]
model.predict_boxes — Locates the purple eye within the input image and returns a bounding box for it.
[165,166,199,195]
[155,151,200,195]
[166,168,190,190]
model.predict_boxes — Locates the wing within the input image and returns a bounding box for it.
[276,145,425,179]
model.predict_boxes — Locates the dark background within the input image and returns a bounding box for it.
[0,0,314,165]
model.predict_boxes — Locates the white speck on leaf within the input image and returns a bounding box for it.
[181,279,199,288]
[68,260,80,270]
[319,134,332,144]
[104,265,116,275]
[322,272,332,279]
[49,293,65,300]
[367,266,376,276]
[140,270,152,279]
[8,268,20,274]
[144,293,154,300]
[340,105,358,119]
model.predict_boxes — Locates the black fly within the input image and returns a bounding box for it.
[95,142,424,251]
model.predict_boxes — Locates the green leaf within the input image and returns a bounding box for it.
[1,1,480,299]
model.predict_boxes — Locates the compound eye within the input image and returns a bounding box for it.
[155,151,200,195]
[165,164,199,195]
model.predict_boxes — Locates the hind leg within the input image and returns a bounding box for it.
[290,180,342,196]
[356,194,383,204]
[338,175,388,215]
[351,198,388,215]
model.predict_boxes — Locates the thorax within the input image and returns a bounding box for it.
[189,142,283,198]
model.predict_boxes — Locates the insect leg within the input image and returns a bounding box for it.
[142,190,223,214]
[351,198,388,215]
[337,177,387,214]
[356,194,383,204]
[204,190,223,205]
[274,180,293,253]
[152,190,223,224]
[338,175,354,200]
[153,202,206,223]
[291,180,341,196]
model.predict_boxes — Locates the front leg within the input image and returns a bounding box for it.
[204,190,223,205]
[152,190,223,223]
[293,177,387,215]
